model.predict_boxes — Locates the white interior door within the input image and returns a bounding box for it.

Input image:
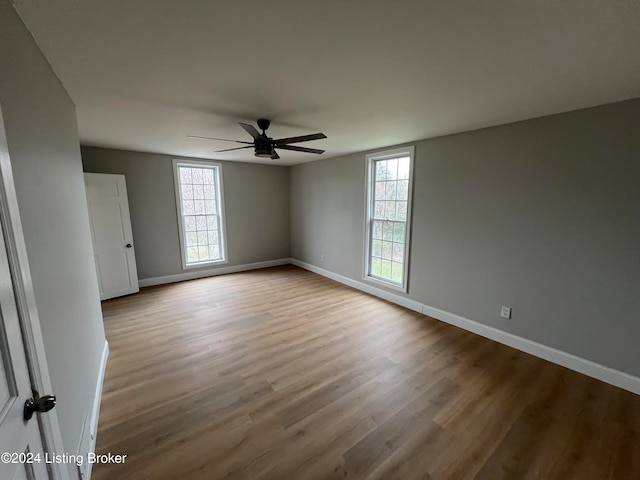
[0,102,65,479]
[0,193,51,480]
[84,173,139,300]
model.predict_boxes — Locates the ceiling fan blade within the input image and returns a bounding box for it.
[239,122,262,140]
[271,151,280,160]
[187,135,253,144]
[274,133,327,145]
[277,145,325,154]
[214,146,253,152]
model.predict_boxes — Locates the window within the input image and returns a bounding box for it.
[173,160,227,268]
[364,146,414,291]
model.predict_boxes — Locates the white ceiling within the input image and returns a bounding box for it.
[12,0,640,165]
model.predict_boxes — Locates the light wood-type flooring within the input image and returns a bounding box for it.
[93,265,640,479]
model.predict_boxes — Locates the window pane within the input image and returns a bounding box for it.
[207,215,218,230]
[182,200,194,215]
[180,167,192,184]
[186,232,197,247]
[204,200,216,215]
[397,180,408,201]
[374,201,385,218]
[391,262,403,283]
[375,182,385,200]
[184,216,196,231]
[209,245,220,259]
[384,201,396,220]
[194,200,205,215]
[193,184,204,199]
[197,231,208,245]
[373,220,383,239]
[383,221,393,241]
[371,257,382,276]
[397,202,407,221]
[392,243,404,262]
[381,241,392,260]
[196,216,207,231]
[380,259,392,278]
[376,161,387,181]
[192,168,204,184]
[393,223,405,243]
[204,185,215,199]
[187,247,198,263]
[385,181,397,201]
[371,239,382,257]
[398,157,410,179]
[208,230,218,245]
[386,159,398,180]
[203,169,214,184]
[181,184,193,200]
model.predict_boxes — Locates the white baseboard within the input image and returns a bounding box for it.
[290,258,640,396]
[289,259,423,313]
[420,304,640,395]
[81,340,109,480]
[139,258,291,287]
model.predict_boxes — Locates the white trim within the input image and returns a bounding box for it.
[139,259,291,287]
[291,258,640,396]
[0,101,68,478]
[172,159,229,270]
[290,259,423,313]
[420,304,640,395]
[91,340,108,447]
[82,340,109,480]
[363,146,415,292]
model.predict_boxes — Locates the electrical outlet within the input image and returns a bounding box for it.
[320,254,325,263]
[501,305,512,319]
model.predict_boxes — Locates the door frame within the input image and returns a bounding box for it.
[0,105,68,478]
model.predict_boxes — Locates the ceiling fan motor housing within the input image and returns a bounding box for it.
[254,143,274,158]
[257,118,271,132]
[253,134,273,157]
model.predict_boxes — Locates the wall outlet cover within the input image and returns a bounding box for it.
[501,305,512,319]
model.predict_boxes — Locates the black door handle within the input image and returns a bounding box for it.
[126,243,132,248]
[24,391,56,421]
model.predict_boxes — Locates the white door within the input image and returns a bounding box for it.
[0,220,52,479]
[84,173,139,300]
[0,107,57,478]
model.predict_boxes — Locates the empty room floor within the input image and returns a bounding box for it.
[92,265,640,479]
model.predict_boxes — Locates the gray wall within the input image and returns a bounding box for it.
[0,0,106,467]
[291,98,640,378]
[81,147,290,280]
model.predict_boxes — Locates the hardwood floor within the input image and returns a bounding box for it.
[92,265,640,479]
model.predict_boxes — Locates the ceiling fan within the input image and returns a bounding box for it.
[188,119,327,160]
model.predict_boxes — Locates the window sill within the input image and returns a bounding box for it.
[363,274,407,293]
[182,259,228,270]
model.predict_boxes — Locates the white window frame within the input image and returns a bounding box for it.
[173,159,228,269]
[363,146,415,292]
